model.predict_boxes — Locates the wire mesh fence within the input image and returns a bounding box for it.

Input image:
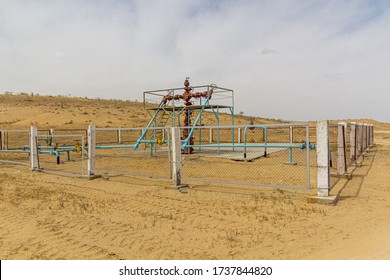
[328,124,340,189]
[180,123,316,189]
[36,134,86,176]
[1,121,374,194]
[93,127,172,179]
[0,130,31,166]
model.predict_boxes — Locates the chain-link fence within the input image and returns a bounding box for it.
[93,127,172,179]
[0,130,30,166]
[2,121,375,195]
[328,124,340,189]
[327,122,374,191]
[35,134,86,176]
[180,123,316,189]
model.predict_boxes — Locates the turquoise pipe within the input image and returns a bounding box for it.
[187,143,303,149]
[243,126,268,158]
[181,96,211,150]
[134,101,165,149]
[96,144,135,149]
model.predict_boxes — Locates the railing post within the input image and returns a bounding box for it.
[350,122,357,163]
[1,131,8,150]
[88,124,96,177]
[369,125,372,146]
[30,126,39,171]
[362,124,367,152]
[49,128,55,146]
[337,122,347,175]
[370,125,374,146]
[357,124,363,156]
[0,130,3,150]
[117,129,122,144]
[317,120,330,197]
[171,127,185,188]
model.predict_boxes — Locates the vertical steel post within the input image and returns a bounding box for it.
[289,126,293,163]
[317,120,330,197]
[217,106,220,154]
[306,124,311,188]
[231,108,235,151]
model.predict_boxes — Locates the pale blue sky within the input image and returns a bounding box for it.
[0,0,389,121]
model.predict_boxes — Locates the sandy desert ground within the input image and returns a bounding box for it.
[1,94,390,259]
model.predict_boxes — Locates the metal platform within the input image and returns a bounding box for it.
[145,104,233,111]
[187,145,291,161]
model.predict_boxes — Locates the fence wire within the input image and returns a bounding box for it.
[36,134,86,176]
[94,127,171,179]
[328,124,340,189]
[180,124,316,189]
[0,130,30,166]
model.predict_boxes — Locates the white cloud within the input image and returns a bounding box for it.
[260,48,278,55]
[54,51,66,58]
[0,0,389,121]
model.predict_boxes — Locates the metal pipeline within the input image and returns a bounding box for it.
[243,126,268,158]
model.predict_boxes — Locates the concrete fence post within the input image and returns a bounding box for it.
[209,128,213,144]
[337,122,347,175]
[30,126,39,171]
[1,130,8,150]
[88,124,96,177]
[367,125,371,147]
[371,125,375,145]
[117,129,122,144]
[317,120,330,197]
[171,127,183,188]
[238,128,241,144]
[0,131,3,150]
[362,124,367,152]
[350,122,357,163]
[49,128,55,146]
[357,124,363,156]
